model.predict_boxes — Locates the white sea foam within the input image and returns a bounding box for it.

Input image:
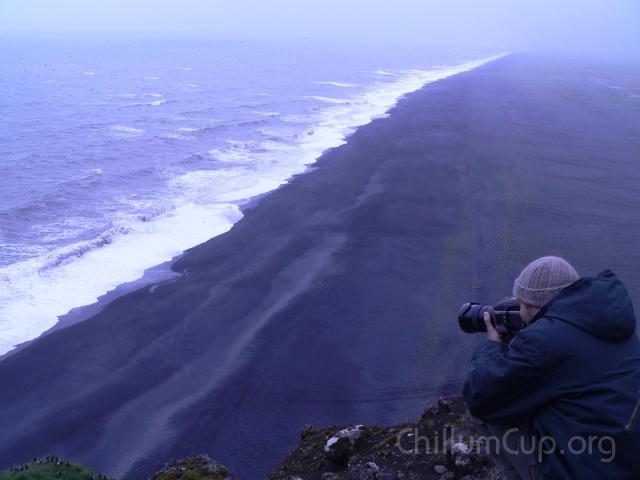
[0,53,508,356]
[208,146,249,163]
[161,132,195,141]
[77,168,104,179]
[124,100,166,107]
[110,125,145,136]
[302,95,350,104]
[0,204,241,355]
[252,110,281,117]
[314,81,358,87]
[169,168,286,203]
[34,216,107,243]
[590,77,626,90]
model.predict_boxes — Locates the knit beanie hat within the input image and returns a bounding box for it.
[512,256,579,307]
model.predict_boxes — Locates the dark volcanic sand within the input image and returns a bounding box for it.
[1,53,640,479]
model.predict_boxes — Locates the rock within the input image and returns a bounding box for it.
[266,396,492,480]
[321,473,340,480]
[434,464,448,474]
[301,424,316,440]
[452,442,470,454]
[348,461,381,480]
[437,397,453,413]
[150,454,234,479]
[455,452,472,468]
[324,425,367,467]
[452,441,472,467]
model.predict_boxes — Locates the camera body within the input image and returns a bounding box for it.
[458,296,524,335]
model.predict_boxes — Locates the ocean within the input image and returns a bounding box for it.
[0,36,503,355]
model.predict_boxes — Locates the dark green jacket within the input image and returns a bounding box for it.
[464,270,640,479]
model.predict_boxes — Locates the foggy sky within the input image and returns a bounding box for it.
[1,0,639,57]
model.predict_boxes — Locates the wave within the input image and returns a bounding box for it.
[301,95,350,104]
[314,81,358,88]
[234,100,268,108]
[124,99,166,107]
[110,125,145,136]
[589,77,626,91]
[39,223,133,271]
[78,168,104,180]
[281,113,315,123]
[160,133,195,141]
[168,123,236,136]
[252,111,281,117]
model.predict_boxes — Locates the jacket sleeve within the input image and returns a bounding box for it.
[463,327,556,425]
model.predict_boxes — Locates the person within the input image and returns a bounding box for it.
[463,256,640,479]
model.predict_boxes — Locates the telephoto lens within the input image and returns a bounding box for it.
[458,303,493,333]
[458,297,523,335]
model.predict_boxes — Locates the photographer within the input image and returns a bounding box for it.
[463,256,640,479]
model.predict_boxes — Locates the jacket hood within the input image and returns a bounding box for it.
[538,269,637,341]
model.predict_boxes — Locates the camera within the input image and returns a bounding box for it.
[458,297,524,335]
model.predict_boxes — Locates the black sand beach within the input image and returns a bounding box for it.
[1,53,640,479]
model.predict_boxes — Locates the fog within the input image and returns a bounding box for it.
[1,0,639,59]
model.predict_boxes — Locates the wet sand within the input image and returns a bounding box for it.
[1,53,640,479]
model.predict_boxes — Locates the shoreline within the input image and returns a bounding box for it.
[0,260,181,362]
[0,53,507,360]
[0,191,275,363]
[0,170,305,363]
[2,53,640,479]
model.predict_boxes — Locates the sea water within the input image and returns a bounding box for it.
[0,36,505,355]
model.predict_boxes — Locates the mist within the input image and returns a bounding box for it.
[1,0,639,60]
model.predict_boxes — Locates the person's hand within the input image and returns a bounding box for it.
[484,311,503,343]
